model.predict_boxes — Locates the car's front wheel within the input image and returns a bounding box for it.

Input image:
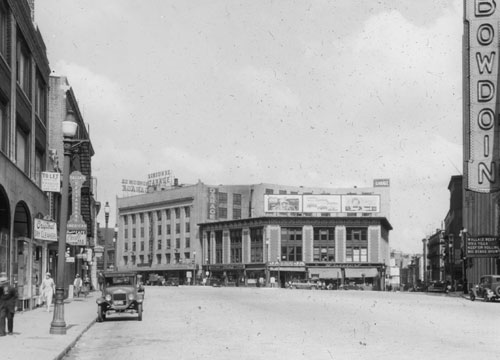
[137,303,143,321]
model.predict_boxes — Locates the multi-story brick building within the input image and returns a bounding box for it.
[116,180,391,288]
[0,0,51,309]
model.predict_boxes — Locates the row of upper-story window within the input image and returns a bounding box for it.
[0,1,49,187]
[124,237,191,252]
[123,251,194,267]
[206,227,369,264]
[123,207,190,225]
[215,192,242,220]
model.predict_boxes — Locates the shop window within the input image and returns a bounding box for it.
[215,231,223,264]
[281,227,302,261]
[230,229,242,263]
[250,227,263,263]
[313,227,335,262]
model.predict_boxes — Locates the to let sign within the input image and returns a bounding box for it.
[466,236,500,257]
[41,172,61,192]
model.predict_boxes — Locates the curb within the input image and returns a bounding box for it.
[54,318,97,360]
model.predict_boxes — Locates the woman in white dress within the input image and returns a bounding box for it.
[41,273,55,312]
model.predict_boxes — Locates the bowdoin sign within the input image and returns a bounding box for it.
[466,1,500,192]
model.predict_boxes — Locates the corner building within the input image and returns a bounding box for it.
[116,180,391,288]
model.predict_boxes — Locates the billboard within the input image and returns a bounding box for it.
[264,195,302,212]
[121,179,147,194]
[465,1,500,192]
[466,236,500,257]
[341,195,380,213]
[303,195,341,213]
[33,218,57,242]
[147,169,174,188]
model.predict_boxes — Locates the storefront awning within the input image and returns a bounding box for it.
[344,268,379,278]
[309,268,342,279]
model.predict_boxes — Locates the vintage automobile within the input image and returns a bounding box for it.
[287,280,319,290]
[470,275,500,302]
[96,271,145,322]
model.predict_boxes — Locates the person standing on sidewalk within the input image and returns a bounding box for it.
[73,274,82,298]
[41,273,55,312]
[0,272,18,336]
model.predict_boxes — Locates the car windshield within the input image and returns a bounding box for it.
[105,276,135,286]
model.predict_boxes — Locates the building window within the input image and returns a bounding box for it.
[166,253,171,264]
[157,240,162,250]
[346,227,368,262]
[233,194,242,206]
[166,239,171,249]
[139,255,144,264]
[206,232,211,264]
[175,238,180,249]
[15,126,29,174]
[219,192,227,203]
[140,213,144,223]
[132,228,136,238]
[140,227,144,238]
[230,229,242,263]
[157,224,162,236]
[185,237,190,248]
[166,209,170,220]
[132,242,136,251]
[132,214,136,225]
[175,208,180,219]
[218,207,227,219]
[124,242,128,251]
[35,72,47,125]
[131,255,136,265]
[185,206,190,218]
[157,210,162,221]
[124,229,128,239]
[184,252,190,260]
[250,227,263,263]
[175,223,180,234]
[281,227,302,261]
[279,190,287,195]
[185,222,190,233]
[174,252,180,263]
[140,241,144,251]
[156,254,162,264]
[124,216,128,226]
[233,208,241,220]
[0,2,10,62]
[0,102,7,154]
[123,256,128,266]
[215,231,223,264]
[35,148,44,187]
[313,227,335,262]
[16,37,31,96]
[167,224,171,235]
[265,188,274,194]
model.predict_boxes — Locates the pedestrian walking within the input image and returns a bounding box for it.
[41,272,55,312]
[73,274,82,298]
[0,272,18,336]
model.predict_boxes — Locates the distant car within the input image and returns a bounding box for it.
[208,278,222,287]
[288,280,319,290]
[96,271,145,322]
[426,281,448,293]
[470,275,500,302]
[164,278,179,286]
[338,283,364,291]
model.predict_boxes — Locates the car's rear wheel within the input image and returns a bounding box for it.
[137,303,143,321]
[495,285,500,297]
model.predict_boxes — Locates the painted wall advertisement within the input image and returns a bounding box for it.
[208,187,218,220]
[264,194,380,213]
[465,1,500,192]
[466,236,500,257]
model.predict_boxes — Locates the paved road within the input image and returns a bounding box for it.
[64,287,499,360]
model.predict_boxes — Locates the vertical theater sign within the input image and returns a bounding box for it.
[466,0,500,192]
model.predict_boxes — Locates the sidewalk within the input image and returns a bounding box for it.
[2,291,99,360]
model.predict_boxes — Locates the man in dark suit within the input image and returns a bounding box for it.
[0,272,18,336]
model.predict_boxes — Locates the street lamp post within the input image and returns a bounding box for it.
[50,111,78,335]
[277,256,281,288]
[113,223,118,270]
[103,202,110,270]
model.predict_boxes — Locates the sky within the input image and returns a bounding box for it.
[35,0,463,254]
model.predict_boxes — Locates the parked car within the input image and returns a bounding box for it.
[426,281,448,293]
[96,271,145,322]
[288,280,319,290]
[470,275,500,302]
[164,277,179,286]
[338,283,364,291]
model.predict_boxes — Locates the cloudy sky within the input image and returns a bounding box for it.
[35,0,463,254]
